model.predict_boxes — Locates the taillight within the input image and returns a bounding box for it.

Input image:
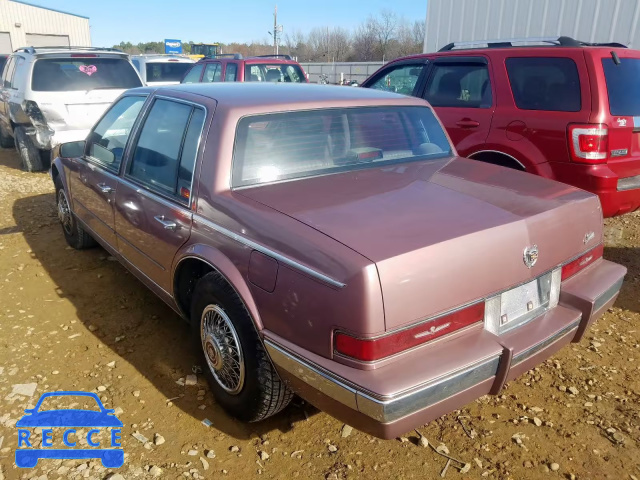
[562,244,604,281]
[568,124,609,164]
[334,302,484,362]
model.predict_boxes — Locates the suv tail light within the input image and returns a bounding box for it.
[334,302,484,362]
[568,124,609,164]
[562,244,604,281]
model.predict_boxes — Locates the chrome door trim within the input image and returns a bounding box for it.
[193,214,346,289]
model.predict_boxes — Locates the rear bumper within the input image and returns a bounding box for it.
[265,259,626,439]
[548,161,640,217]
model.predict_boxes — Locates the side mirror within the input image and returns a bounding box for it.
[59,141,85,158]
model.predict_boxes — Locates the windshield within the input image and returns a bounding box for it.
[244,63,305,83]
[145,62,193,82]
[233,106,452,187]
[191,44,219,57]
[602,57,640,116]
[31,57,142,92]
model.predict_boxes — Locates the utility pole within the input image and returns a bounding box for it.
[273,5,278,55]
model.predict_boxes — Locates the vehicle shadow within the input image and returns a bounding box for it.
[0,145,23,171]
[12,193,310,441]
[604,246,640,314]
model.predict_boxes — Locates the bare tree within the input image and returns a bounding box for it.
[373,10,398,61]
[351,17,378,61]
[329,27,351,62]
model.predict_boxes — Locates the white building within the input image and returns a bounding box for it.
[0,0,90,54]
[425,0,640,52]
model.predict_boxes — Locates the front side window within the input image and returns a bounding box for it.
[85,95,146,171]
[425,63,492,108]
[368,64,425,96]
[128,99,205,203]
[233,106,452,187]
[244,63,305,82]
[203,62,222,83]
[225,63,238,82]
[182,63,204,83]
[31,57,142,92]
[506,57,580,112]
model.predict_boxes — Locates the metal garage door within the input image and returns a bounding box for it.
[25,33,70,48]
[0,32,12,54]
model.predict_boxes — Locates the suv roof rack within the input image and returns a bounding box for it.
[15,46,124,54]
[438,36,628,52]
[249,54,293,60]
[203,53,243,60]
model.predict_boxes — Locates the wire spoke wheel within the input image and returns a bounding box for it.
[57,189,73,235]
[201,304,245,394]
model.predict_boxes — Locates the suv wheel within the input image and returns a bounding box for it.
[54,178,96,249]
[0,124,13,148]
[191,271,293,422]
[14,126,44,172]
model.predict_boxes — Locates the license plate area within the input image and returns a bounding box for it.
[484,268,561,335]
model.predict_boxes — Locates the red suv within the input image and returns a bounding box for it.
[181,54,308,84]
[361,36,640,217]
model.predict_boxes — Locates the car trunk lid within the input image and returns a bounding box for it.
[238,158,603,330]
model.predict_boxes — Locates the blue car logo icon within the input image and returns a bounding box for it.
[15,391,123,468]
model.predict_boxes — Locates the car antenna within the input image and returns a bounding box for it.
[611,50,621,65]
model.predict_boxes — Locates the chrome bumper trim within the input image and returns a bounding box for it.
[356,355,500,422]
[512,319,580,366]
[617,175,640,192]
[593,277,623,312]
[265,340,499,423]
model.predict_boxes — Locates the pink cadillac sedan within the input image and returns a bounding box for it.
[51,83,626,439]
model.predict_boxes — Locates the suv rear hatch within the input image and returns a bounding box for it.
[590,49,640,184]
[144,59,194,85]
[29,53,142,135]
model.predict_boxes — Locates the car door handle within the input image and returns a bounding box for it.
[455,119,480,128]
[97,183,114,193]
[154,215,177,231]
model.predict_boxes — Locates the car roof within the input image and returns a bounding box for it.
[197,56,300,65]
[133,54,193,63]
[159,83,427,111]
[13,46,127,57]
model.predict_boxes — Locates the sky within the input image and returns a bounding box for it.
[34,0,428,47]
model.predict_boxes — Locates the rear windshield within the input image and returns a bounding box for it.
[244,63,305,83]
[602,58,640,116]
[233,106,452,187]
[145,62,193,83]
[32,57,142,92]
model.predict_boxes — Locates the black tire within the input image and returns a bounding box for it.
[14,126,44,172]
[0,124,13,148]
[191,271,293,422]
[54,177,96,250]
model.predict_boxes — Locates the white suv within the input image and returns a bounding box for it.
[131,54,194,86]
[0,46,142,171]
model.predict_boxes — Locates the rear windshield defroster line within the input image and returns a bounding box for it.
[232,106,453,188]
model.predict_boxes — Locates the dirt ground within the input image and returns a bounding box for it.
[0,147,639,480]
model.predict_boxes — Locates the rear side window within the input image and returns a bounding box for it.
[245,63,305,82]
[367,63,424,96]
[506,57,580,112]
[425,63,492,108]
[233,106,452,187]
[128,99,205,203]
[602,58,640,116]
[31,58,142,92]
[146,62,193,83]
[181,64,203,83]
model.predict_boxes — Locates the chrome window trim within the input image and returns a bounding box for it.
[512,319,580,366]
[122,95,208,210]
[192,214,346,289]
